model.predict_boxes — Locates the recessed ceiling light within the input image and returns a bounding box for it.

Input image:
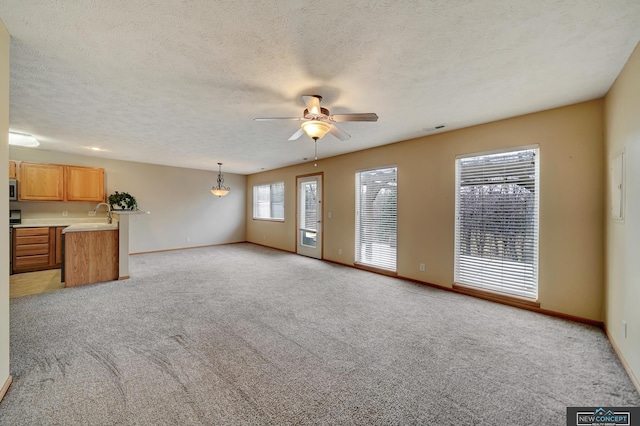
[8,132,40,147]
[89,147,102,151]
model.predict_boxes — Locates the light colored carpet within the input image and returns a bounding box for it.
[1,243,638,425]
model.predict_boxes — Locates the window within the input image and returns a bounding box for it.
[253,182,284,220]
[355,166,397,271]
[454,147,539,299]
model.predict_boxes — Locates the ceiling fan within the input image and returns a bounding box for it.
[254,95,378,141]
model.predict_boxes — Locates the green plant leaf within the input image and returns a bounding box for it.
[108,191,138,210]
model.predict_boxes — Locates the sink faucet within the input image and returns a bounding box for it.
[94,202,112,224]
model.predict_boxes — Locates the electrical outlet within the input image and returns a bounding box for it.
[328,211,332,218]
[623,320,627,338]
[88,210,96,216]
[62,211,68,217]
[186,236,191,242]
[263,235,266,241]
[419,263,425,272]
[338,248,342,255]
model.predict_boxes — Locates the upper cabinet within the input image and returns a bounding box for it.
[17,161,105,202]
[19,162,65,201]
[9,160,17,179]
[66,166,104,201]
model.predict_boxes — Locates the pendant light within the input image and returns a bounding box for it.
[211,162,230,197]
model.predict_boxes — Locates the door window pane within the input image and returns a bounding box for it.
[300,181,317,247]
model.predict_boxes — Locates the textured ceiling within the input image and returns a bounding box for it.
[1,1,639,174]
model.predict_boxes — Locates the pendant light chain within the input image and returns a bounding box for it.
[314,139,318,167]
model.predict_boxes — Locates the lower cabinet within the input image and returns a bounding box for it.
[64,230,118,287]
[13,226,67,274]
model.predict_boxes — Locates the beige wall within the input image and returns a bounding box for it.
[10,147,246,253]
[247,100,605,321]
[604,42,640,386]
[1,18,10,392]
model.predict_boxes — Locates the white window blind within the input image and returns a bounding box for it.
[454,148,539,299]
[355,167,397,271]
[253,182,284,220]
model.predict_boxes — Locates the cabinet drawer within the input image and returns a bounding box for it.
[16,235,49,245]
[15,227,49,237]
[16,243,50,257]
[14,255,50,268]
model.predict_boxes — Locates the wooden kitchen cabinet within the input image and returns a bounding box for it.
[9,160,17,179]
[13,226,66,273]
[19,162,65,201]
[65,229,119,287]
[66,166,104,201]
[13,227,52,273]
[17,162,105,202]
[55,226,65,265]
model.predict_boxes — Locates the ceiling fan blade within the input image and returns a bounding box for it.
[329,124,351,141]
[302,95,322,115]
[254,117,304,121]
[288,128,305,141]
[330,113,379,122]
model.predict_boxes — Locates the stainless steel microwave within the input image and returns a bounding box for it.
[9,179,17,201]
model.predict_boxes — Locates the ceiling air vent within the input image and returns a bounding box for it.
[423,125,446,133]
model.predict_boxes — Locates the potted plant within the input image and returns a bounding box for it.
[108,191,138,211]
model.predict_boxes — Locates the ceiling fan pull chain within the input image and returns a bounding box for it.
[314,140,318,167]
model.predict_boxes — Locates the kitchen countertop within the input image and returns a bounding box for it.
[63,223,119,233]
[112,210,150,215]
[12,218,116,228]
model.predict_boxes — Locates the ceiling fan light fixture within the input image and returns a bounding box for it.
[211,162,230,197]
[254,94,376,142]
[301,120,331,140]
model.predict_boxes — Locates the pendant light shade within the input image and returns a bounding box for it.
[301,120,331,140]
[211,162,230,197]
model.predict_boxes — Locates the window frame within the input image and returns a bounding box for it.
[252,181,285,222]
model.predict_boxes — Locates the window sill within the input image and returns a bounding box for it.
[452,283,540,309]
[252,218,284,223]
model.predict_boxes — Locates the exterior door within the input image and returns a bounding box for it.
[297,174,322,259]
